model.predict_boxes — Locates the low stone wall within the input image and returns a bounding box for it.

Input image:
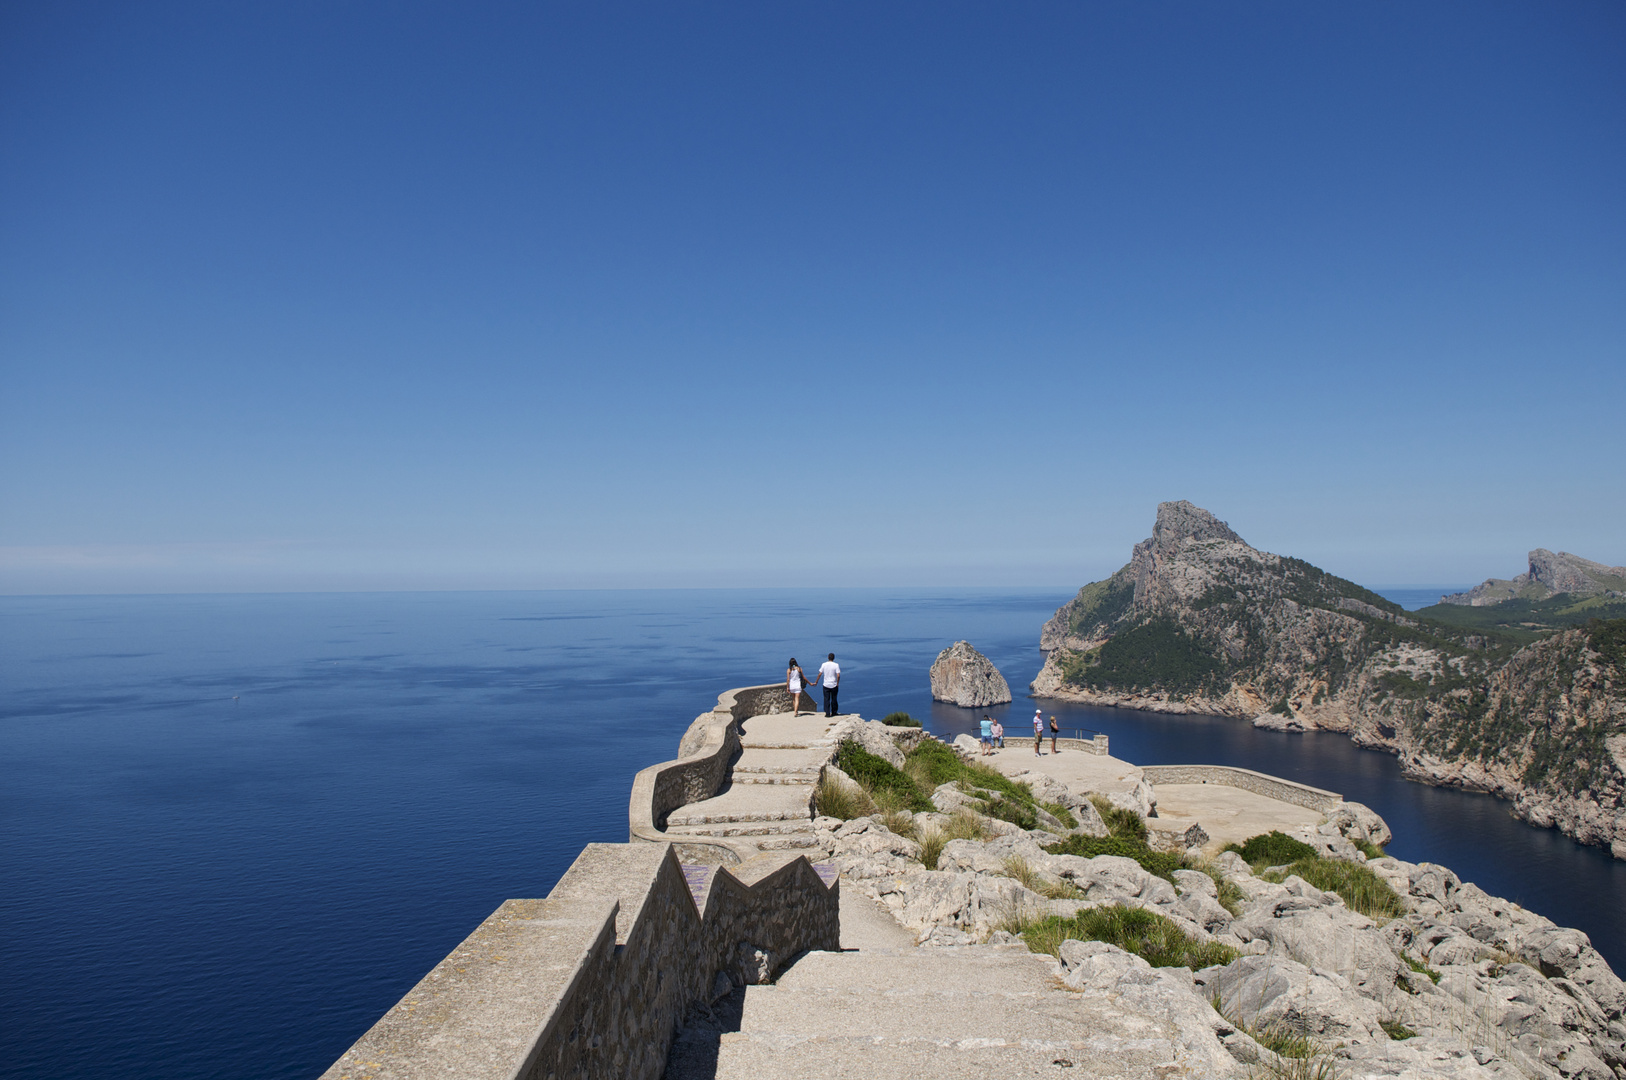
[321,843,839,1080]
[1050,734,1111,756]
[1140,764,1343,812]
[628,684,794,864]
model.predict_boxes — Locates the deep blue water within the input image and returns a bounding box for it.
[1,588,1621,1080]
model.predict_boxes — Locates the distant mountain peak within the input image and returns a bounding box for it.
[1442,549,1626,607]
[1151,500,1243,551]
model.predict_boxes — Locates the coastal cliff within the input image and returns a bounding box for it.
[1032,502,1626,860]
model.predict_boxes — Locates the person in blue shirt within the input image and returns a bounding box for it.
[979,715,994,755]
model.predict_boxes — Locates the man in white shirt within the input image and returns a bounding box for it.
[818,653,841,717]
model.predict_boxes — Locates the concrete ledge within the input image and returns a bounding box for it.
[321,843,839,1080]
[1140,764,1343,812]
[629,685,803,865]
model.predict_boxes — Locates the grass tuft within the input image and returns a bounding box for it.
[1379,1019,1417,1041]
[1353,838,1387,860]
[1090,795,1148,841]
[880,711,922,727]
[1020,904,1238,970]
[1044,834,1183,882]
[814,775,872,820]
[1261,858,1406,920]
[1223,831,1318,867]
[1403,953,1441,984]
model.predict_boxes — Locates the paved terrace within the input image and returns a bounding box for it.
[980,742,1327,850]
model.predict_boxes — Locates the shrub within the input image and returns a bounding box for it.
[835,740,933,812]
[1044,834,1183,882]
[1224,830,1318,867]
[978,793,1037,830]
[880,711,922,727]
[1263,857,1407,920]
[1021,905,1238,969]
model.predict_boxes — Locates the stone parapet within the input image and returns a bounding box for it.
[1140,764,1343,812]
[629,684,803,864]
[320,843,839,1080]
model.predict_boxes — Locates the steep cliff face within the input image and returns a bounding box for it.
[1034,502,1626,859]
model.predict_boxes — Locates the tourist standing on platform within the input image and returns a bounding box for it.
[979,715,993,755]
[786,658,811,716]
[1033,708,1045,755]
[819,653,841,717]
[1050,715,1060,754]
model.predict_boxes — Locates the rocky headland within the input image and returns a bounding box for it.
[1030,502,1626,860]
[1443,552,1626,608]
[812,719,1626,1080]
[929,639,1012,707]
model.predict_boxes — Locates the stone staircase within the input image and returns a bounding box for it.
[666,892,1194,1080]
[663,713,845,855]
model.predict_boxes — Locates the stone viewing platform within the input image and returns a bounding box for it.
[323,684,1626,1080]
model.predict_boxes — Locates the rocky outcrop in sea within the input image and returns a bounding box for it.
[929,640,1012,707]
[1029,501,1626,860]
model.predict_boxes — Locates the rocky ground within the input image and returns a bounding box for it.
[809,737,1626,1080]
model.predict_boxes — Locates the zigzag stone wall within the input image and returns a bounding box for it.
[320,843,838,1080]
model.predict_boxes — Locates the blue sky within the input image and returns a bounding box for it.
[2,2,1622,594]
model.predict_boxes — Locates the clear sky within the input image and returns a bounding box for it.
[2,2,1622,594]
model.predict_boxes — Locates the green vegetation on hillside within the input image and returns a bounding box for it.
[1065,570,1136,636]
[823,737,1070,830]
[1414,594,1626,637]
[880,711,922,727]
[1059,616,1225,693]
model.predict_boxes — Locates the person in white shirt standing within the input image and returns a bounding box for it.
[818,653,842,717]
[1033,708,1045,755]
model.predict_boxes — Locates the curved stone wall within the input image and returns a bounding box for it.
[1140,764,1343,812]
[628,684,803,865]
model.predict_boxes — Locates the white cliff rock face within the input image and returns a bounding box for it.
[929,640,1012,707]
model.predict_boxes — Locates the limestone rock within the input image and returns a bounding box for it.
[827,717,905,768]
[928,640,1012,707]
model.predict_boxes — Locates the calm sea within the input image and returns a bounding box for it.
[2,588,1621,1080]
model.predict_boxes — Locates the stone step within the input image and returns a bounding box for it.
[666,821,813,838]
[756,834,820,851]
[698,946,1183,1080]
[666,806,811,825]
